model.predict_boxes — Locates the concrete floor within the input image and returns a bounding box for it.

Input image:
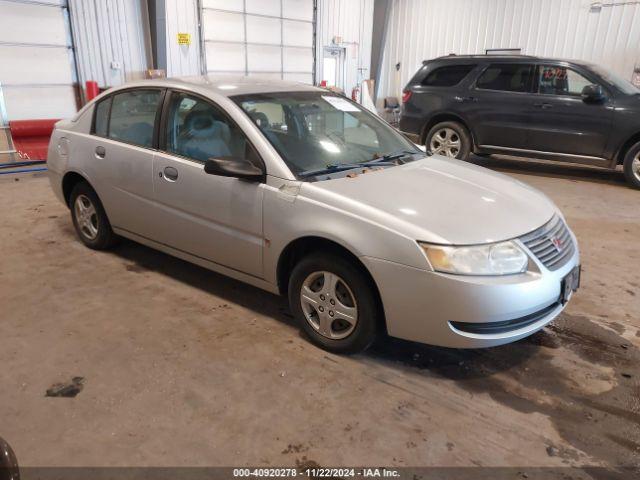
[0,159,639,470]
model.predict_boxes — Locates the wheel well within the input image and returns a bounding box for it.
[616,132,640,165]
[62,172,89,207]
[421,113,474,146]
[276,236,386,328]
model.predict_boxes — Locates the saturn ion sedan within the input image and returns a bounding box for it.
[47,76,580,353]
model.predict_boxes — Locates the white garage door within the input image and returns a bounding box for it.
[201,0,315,84]
[0,0,78,121]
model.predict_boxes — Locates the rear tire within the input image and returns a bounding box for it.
[69,182,116,250]
[288,253,380,354]
[425,121,471,160]
[622,141,640,189]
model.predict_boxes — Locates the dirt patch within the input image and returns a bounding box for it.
[45,377,85,398]
[370,313,640,468]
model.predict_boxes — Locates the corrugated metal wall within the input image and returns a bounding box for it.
[316,0,374,95]
[70,0,151,89]
[379,0,640,99]
[166,0,201,77]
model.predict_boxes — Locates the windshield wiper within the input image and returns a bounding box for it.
[299,161,396,178]
[370,149,423,164]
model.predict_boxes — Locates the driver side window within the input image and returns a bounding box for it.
[165,92,252,164]
[536,66,592,96]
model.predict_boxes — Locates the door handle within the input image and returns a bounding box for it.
[455,96,478,103]
[533,102,553,109]
[162,166,178,182]
[95,146,106,158]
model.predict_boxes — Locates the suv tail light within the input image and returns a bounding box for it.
[402,90,412,103]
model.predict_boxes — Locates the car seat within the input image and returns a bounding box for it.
[179,110,232,162]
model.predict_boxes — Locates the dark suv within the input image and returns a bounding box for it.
[399,55,640,188]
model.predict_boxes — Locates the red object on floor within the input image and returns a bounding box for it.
[9,119,59,161]
[86,81,99,101]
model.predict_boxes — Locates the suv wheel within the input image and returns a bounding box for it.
[425,121,471,160]
[623,141,640,189]
[288,253,380,354]
[70,182,116,249]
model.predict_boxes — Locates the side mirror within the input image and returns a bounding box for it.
[581,84,605,103]
[204,157,264,181]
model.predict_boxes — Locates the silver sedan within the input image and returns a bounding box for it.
[47,76,580,353]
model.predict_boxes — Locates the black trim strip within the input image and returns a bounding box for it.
[450,301,560,335]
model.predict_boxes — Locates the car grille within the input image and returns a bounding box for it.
[520,215,575,271]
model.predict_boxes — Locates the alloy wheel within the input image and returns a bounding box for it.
[430,128,461,158]
[633,152,640,183]
[300,271,358,340]
[74,194,99,240]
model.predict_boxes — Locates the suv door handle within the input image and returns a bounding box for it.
[162,166,178,181]
[455,96,478,103]
[95,146,106,158]
[533,102,553,109]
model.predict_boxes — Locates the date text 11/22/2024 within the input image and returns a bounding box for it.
[233,468,400,478]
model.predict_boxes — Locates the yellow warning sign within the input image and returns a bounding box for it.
[177,33,191,46]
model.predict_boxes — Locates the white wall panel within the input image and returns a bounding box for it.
[283,19,314,47]
[205,41,245,72]
[283,0,314,20]
[166,0,202,77]
[247,0,280,16]
[247,45,281,71]
[0,46,73,85]
[70,0,151,88]
[0,1,68,45]
[283,47,313,71]
[379,0,640,100]
[3,86,77,121]
[316,0,374,95]
[202,9,245,41]
[0,0,78,120]
[246,15,281,44]
[201,0,314,80]
[203,0,243,11]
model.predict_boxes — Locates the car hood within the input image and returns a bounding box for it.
[309,156,556,245]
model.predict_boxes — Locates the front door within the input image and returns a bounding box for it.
[467,63,535,149]
[151,91,265,278]
[526,65,614,158]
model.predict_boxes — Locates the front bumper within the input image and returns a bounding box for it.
[361,243,580,348]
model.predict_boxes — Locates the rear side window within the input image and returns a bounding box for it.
[422,65,475,87]
[108,90,162,148]
[93,98,111,137]
[476,64,534,93]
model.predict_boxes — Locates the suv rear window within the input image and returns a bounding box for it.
[476,64,534,93]
[422,65,475,87]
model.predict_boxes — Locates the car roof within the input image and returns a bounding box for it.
[104,75,324,97]
[425,54,593,67]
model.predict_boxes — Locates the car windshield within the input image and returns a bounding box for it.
[590,65,640,95]
[232,91,423,178]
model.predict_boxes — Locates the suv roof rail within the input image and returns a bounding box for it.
[424,53,539,64]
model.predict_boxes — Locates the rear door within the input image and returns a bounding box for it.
[467,63,535,149]
[82,88,165,238]
[151,90,265,278]
[526,64,614,158]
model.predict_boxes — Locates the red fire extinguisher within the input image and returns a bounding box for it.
[351,84,360,101]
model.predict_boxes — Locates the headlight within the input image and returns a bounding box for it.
[420,240,528,276]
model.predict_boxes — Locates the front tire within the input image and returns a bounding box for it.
[622,141,640,189]
[288,253,380,354]
[425,121,471,160]
[69,182,116,250]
